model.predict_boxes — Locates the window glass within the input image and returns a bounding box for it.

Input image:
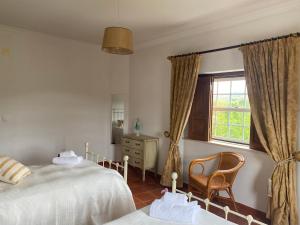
[217,81,231,94]
[231,80,245,93]
[212,77,250,144]
[230,112,243,125]
[215,125,229,138]
[215,95,230,107]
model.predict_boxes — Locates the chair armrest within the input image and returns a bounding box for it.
[208,160,244,187]
[208,171,226,187]
[189,154,219,176]
[189,161,205,176]
[191,154,219,163]
[215,161,245,175]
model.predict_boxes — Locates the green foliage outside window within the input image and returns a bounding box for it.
[212,78,250,144]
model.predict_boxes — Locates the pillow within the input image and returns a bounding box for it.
[0,156,31,184]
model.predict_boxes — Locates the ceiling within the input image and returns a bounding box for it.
[0,0,293,45]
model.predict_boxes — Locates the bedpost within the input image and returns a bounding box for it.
[246,215,254,225]
[123,155,129,183]
[85,142,89,160]
[204,198,210,211]
[171,172,178,193]
[224,206,230,220]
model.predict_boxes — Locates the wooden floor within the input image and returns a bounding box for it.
[127,166,270,225]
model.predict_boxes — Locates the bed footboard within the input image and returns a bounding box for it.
[84,142,129,183]
[171,172,267,225]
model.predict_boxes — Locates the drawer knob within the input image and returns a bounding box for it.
[135,143,140,146]
[134,161,140,164]
[135,152,140,155]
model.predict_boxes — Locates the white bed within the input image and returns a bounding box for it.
[0,160,135,225]
[103,206,237,225]
[104,172,267,225]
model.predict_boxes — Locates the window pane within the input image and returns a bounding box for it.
[212,76,250,144]
[217,81,230,94]
[215,95,230,107]
[244,127,250,142]
[231,80,245,94]
[230,112,243,125]
[215,125,229,138]
[216,112,228,125]
[231,95,244,108]
[230,126,243,140]
[244,112,251,126]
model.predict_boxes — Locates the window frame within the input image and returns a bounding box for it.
[212,75,250,145]
[187,71,265,152]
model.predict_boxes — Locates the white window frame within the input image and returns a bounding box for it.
[212,76,250,144]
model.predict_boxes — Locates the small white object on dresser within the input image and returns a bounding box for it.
[121,134,158,181]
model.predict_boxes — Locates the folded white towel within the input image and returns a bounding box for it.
[59,150,77,158]
[162,192,188,205]
[52,156,83,165]
[149,199,200,224]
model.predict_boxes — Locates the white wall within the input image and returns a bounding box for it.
[108,55,130,161]
[0,25,120,164]
[129,8,300,212]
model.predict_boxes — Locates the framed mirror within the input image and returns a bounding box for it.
[111,94,126,144]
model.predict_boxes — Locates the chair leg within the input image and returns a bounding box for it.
[210,190,219,200]
[226,187,238,211]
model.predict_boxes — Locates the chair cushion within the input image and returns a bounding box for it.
[190,174,230,190]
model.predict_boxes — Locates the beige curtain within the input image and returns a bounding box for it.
[160,54,201,187]
[240,37,300,225]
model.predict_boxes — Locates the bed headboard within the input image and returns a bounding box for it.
[84,142,129,183]
[171,172,267,225]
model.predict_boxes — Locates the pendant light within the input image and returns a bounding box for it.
[101,0,133,54]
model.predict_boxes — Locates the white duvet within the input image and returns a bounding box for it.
[104,206,238,225]
[0,160,136,225]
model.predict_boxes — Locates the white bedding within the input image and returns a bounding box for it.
[0,160,136,225]
[104,206,238,225]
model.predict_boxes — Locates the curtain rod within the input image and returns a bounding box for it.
[167,32,300,59]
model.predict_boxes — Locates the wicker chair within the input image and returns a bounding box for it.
[188,152,245,210]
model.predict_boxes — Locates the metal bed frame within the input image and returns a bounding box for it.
[84,142,267,225]
[171,172,267,225]
[84,142,129,183]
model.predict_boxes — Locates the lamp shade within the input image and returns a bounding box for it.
[102,27,133,55]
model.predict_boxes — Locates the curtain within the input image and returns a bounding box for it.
[240,37,300,225]
[160,54,201,187]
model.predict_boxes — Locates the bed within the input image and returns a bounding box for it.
[104,172,267,225]
[104,205,239,225]
[0,144,135,225]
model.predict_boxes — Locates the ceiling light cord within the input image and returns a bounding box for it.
[115,0,120,26]
[102,0,133,54]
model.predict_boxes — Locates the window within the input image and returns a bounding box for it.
[212,77,250,144]
[112,108,124,122]
[188,71,264,152]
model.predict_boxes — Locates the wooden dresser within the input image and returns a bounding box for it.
[121,134,158,181]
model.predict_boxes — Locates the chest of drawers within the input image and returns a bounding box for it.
[121,134,158,181]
